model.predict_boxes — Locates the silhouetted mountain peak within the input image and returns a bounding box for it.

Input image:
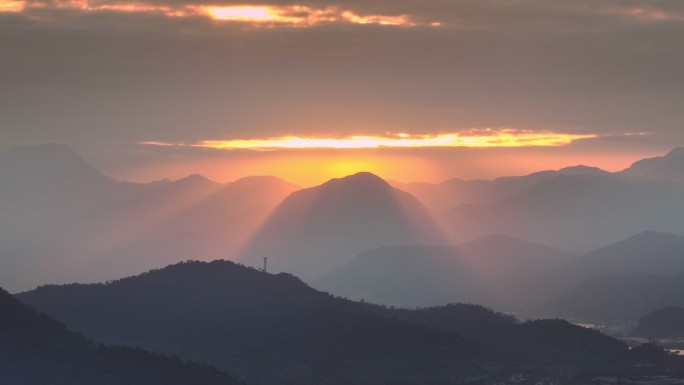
[230,175,296,188]
[549,230,684,291]
[624,230,680,244]
[621,147,684,182]
[321,172,391,192]
[558,165,611,176]
[2,143,113,184]
[580,231,684,261]
[665,147,684,158]
[240,171,444,278]
[460,234,571,257]
[106,259,313,298]
[176,173,218,186]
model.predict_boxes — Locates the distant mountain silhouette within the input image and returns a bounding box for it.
[97,174,297,245]
[445,171,684,252]
[532,231,684,321]
[621,147,684,183]
[0,143,115,187]
[633,306,684,338]
[0,144,297,291]
[175,176,299,232]
[240,172,446,278]
[0,144,126,225]
[0,287,238,385]
[544,231,684,288]
[17,260,483,385]
[393,164,613,214]
[314,235,573,308]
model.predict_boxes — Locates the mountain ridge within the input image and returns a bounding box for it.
[240,171,446,278]
[0,287,239,385]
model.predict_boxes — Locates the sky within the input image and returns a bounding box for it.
[1,0,683,185]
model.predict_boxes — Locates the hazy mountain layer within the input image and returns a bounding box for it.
[393,165,613,214]
[240,172,446,278]
[314,235,574,308]
[5,143,684,300]
[448,172,684,252]
[621,147,684,183]
[0,145,298,291]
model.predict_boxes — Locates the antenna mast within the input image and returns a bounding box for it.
[263,256,268,273]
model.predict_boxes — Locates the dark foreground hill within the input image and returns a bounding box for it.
[366,303,629,366]
[16,260,634,384]
[633,306,684,338]
[18,260,481,385]
[536,273,684,322]
[0,288,238,385]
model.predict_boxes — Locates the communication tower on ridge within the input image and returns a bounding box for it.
[262,256,268,273]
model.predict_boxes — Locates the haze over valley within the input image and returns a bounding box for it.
[4,144,684,320]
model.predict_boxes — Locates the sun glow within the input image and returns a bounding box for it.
[141,129,597,151]
[194,5,418,26]
[201,5,284,22]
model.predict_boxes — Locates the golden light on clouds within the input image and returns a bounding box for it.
[0,0,25,12]
[194,5,416,26]
[196,5,338,26]
[339,11,414,26]
[141,129,598,151]
[201,5,285,22]
[3,0,428,26]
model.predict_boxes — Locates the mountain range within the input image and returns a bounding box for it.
[531,231,684,320]
[16,260,483,385]
[0,144,299,291]
[16,260,631,384]
[314,235,574,307]
[4,143,684,322]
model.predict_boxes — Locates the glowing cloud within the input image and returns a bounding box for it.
[340,11,414,26]
[186,5,420,27]
[8,0,430,27]
[196,5,339,26]
[0,0,25,12]
[141,129,599,151]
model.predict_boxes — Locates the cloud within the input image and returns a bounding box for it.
[5,0,684,29]
[2,0,435,26]
[0,0,682,168]
[139,129,607,150]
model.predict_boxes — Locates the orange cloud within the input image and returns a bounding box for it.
[8,0,431,27]
[195,5,339,26]
[605,6,684,22]
[339,10,414,26]
[140,129,599,151]
[0,0,25,12]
